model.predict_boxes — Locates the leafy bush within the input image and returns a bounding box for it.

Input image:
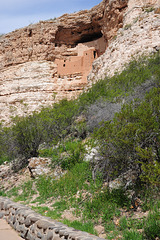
[38,99,79,144]
[12,113,44,159]
[0,125,15,164]
[57,140,85,170]
[94,87,160,184]
[0,99,79,162]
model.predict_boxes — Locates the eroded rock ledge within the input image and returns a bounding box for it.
[0,197,105,240]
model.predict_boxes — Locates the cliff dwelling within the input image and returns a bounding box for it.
[54,35,107,84]
[53,11,108,83]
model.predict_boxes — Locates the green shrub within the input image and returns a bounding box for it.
[144,209,160,239]
[0,125,15,162]
[12,113,44,159]
[58,140,85,170]
[38,99,79,144]
[94,87,160,184]
[0,98,79,163]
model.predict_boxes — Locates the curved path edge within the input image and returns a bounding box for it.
[0,197,105,240]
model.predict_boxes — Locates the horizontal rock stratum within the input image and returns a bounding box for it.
[0,0,160,123]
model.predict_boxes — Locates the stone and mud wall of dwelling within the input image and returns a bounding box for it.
[54,35,106,82]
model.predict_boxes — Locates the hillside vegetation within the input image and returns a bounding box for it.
[0,53,160,239]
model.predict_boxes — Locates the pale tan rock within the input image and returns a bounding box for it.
[94,225,105,235]
[28,157,51,177]
[0,164,11,179]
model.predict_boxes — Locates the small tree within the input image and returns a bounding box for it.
[12,113,44,159]
[39,99,78,144]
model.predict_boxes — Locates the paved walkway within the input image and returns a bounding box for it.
[0,219,23,240]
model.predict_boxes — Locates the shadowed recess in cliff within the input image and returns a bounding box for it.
[54,22,104,46]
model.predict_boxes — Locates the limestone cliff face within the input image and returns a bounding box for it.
[0,0,160,122]
[88,0,160,82]
[0,0,129,122]
[0,0,127,68]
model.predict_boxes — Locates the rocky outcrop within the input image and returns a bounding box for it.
[0,162,11,180]
[28,157,51,177]
[27,157,63,179]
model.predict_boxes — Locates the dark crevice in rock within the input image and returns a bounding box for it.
[76,31,103,44]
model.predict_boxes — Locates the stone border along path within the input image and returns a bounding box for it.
[0,197,105,240]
